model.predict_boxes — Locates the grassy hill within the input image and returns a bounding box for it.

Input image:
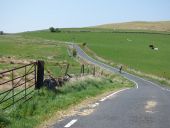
[94,21,170,32]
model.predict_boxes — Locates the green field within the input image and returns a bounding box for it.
[1,29,170,79]
[20,30,170,80]
[0,35,80,76]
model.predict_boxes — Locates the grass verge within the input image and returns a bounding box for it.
[0,75,134,128]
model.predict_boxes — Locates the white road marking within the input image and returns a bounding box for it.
[122,76,139,89]
[100,88,130,102]
[145,110,158,114]
[100,98,106,102]
[91,102,99,108]
[64,119,77,128]
[131,79,138,89]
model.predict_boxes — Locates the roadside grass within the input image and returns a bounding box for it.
[21,30,170,80]
[1,75,134,128]
[0,86,35,110]
[0,111,10,128]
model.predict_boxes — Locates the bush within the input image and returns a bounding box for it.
[0,31,3,35]
[0,111,10,128]
[49,27,55,32]
[49,27,61,33]
[82,42,87,47]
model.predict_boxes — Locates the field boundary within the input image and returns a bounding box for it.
[62,29,170,35]
[0,58,105,110]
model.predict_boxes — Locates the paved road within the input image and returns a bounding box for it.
[53,44,170,128]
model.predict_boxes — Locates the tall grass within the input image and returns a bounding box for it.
[0,35,80,76]
[0,111,10,128]
[1,76,133,128]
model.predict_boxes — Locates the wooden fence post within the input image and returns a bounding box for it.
[93,66,95,76]
[82,64,84,75]
[65,64,70,76]
[36,60,44,89]
[81,64,84,75]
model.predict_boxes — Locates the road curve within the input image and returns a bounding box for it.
[53,44,170,128]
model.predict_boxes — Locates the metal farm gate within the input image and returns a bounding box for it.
[0,61,44,110]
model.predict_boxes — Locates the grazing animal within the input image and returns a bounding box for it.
[149,44,155,49]
[154,48,158,51]
[127,38,132,42]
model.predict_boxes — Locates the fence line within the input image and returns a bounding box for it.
[0,60,103,110]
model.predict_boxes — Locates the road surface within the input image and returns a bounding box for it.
[53,44,170,128]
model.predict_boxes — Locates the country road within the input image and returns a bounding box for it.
[53,44,170,128]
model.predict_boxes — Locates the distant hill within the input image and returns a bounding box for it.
[94,21,170,32]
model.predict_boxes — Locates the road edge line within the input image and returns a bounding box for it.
[100,88,130,102]
[64,119,77,128]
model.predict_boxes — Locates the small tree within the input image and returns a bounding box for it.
[49,27,55,32]
[0,31,3,35]
[72,48,77,57]
[82,42,87,47]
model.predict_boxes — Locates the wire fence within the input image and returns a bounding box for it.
[0,60,104,110]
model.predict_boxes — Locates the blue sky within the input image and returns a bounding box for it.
[1,0,170,33]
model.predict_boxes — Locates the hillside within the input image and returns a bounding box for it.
[95,21,170,32]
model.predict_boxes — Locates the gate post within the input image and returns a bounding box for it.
[35,60,44,89]
[65,64,70,76]
[93,66,95,76]
[81,64,84,76]
[82,64,84,75]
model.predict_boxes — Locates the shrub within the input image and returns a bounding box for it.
[0,31,3,35]
[82,42,87,47]
[49,27,55,32]
[0,111,10,128]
